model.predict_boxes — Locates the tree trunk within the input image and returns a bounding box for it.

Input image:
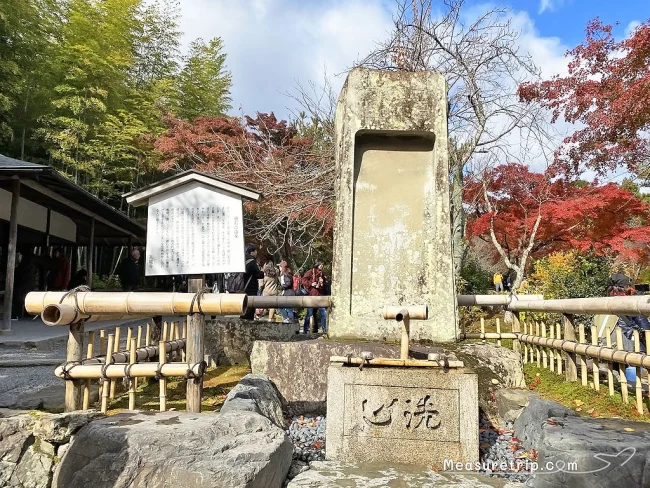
[451,160,466,279]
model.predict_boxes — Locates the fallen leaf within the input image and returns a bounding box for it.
[574,400,584,407]
[586,408,595,414]
[575,407,582,412]
[491,378,500,385]
[546,419,558,426]
[512,437,520,443]
[624,427,635,432]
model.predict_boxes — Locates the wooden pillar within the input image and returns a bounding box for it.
[186,275,205,413]
[39,209,51,290]
[87,218,95,290]
[562,314,578,382]
[1,178,20,334]
[65,321,85,411]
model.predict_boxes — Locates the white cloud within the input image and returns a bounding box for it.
[177,0,393,119]
[626,20,641,38]
[538,0,567,14]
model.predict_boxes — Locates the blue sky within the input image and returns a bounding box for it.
[177,0,650,120]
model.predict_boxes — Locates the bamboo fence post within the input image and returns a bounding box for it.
[605,326,615,396]
[159,340,167,412]
[590,325,600,392]
[496,318,501,347]
[556,323,563,375]
[549,324,555,373]
[126,328,132,353]
[542,323,548,369]
[162,322,169,342]
[523,321,528,364]
[616,328,629,404]
[110,327,121,399]
[145,322,151,346]
[562,314,578,382]
[634,330,643,415]
[480,317,486,343]
[181,320,186,362]
[83,330,95,410]
[530,322,536,364]
[172,322,179,361]
[646,330,650,412]
[129,338,136,411]
[186,275,206,413]
[578,324,588,387]
[99,329,107,396]
[535,322,541,367]
[101,334,114,414]
[135,326,142,389]
[65,321,85,412]
[511,312,522,355]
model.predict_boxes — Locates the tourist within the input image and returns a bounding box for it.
[279,261,296,323]
[11,247,40,319]
[607,273,650,352]
[260,261,280,321]
[240,243,264,320]
[47,248,71,291]
[118,247,141,291]
[493,271,503,292]
[302,263,328,333]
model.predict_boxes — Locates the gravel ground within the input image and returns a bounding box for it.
[479,418,534,483]
[286,415,327,463]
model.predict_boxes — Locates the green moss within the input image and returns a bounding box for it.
[524,364,650,422]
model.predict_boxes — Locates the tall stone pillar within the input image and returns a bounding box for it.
[330,69,458,342]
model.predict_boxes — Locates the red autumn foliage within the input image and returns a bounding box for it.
[465,163,650,282]
[518,18,650,175]
[155,113,335,263]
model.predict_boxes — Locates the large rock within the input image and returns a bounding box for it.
[513,398,578,450]
[495,389,539,423]
[519,411,650,488]
[5,384,99,411]
[33,410,102,444]
[221,374,285,428]
[9,444,54,488]
[0,414,36,486]
[287,461,523,487]
[204,317,297,367]
[251,340,407,414]
[53,410,293,488]
[456,343,525,388]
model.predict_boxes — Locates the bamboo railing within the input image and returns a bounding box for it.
[459,296,650,416]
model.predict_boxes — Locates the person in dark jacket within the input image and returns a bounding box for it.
[278,261,296,323]
[302,263,327,333]
[241,243,264,320]
[119,248,141,291]
[608,273,650,352]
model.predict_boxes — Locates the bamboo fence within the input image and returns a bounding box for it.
[458,300,650,416]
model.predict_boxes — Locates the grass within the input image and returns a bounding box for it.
[100,365,250,415]
[524,363,650,422]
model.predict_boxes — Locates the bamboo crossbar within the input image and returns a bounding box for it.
[518,333,650,369]
[456,294,544,306]
[506,296,650,316]
[329,356,465,368]
[248,295,331,309]
[25,291,248,319]
[459,332,518,340]
[55,361,204,379]
[82,339,185,364]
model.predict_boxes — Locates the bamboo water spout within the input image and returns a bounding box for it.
[41,304,143,326]
[26,291,248,322]
[383,306,429,361]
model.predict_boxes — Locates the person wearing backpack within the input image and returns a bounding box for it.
[229,243,264,320]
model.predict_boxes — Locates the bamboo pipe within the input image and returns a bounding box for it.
[329,356,465,368]
[616,328,629,403]
[458,333,519,340]
[248,295,331,309]
[110,327,121,399]
[41,304,143,326]
[82,340,185,365]
[382,306,428,320]
[83,331,95,410]
[128,338,136,410]
[605,326,614,395]
[159,340,167,412]
[518,334,650,370]
[457,294,544,306]
[101,334,114,414]
[634,330,643,414]
[26,291,248,318]
[55,361,204,380]
[506,296,650,316]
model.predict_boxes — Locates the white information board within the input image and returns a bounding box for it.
[145,182,245,276]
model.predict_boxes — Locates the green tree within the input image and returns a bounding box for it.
[174,37,232,120]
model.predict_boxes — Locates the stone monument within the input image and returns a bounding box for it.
[325,69,478,468]
[329,68,458,343]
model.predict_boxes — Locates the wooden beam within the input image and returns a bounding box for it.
[20,179,138,238]
[87,218,95,290]
[1,178,20,334]
[186,275,205,413]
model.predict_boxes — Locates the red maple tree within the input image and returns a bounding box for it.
[465,163,650,286]
[518,18,650,176]
[154,113,334,265]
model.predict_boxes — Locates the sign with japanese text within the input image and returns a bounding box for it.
[145,182,245,276]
